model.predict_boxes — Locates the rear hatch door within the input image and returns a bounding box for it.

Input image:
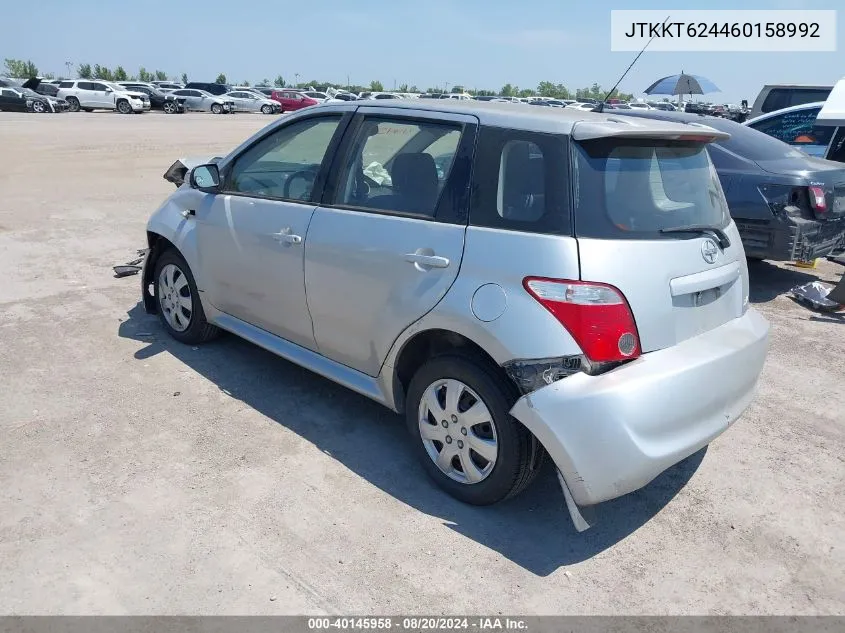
[571,119,748,352]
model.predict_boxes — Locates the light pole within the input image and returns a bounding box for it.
[295,73,300,88]
[347,75,350,91]
[65,60,73,78]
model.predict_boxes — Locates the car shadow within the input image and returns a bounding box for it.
[747,259,819,303]
[119,303,705,576]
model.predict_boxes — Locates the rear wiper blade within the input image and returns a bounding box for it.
[659,224,731,249]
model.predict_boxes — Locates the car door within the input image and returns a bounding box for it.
[89,82,113,108]
[196,112,350,350]
[178,90,201,110]
[304,107,477,375]
[227,91,247,111]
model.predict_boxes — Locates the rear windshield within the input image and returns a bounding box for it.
[573,139,729,239]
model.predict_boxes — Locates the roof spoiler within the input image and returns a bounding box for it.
[572,118,730,142]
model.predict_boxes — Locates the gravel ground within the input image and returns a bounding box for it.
[0,111,843,615]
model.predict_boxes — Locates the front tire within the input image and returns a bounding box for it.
[406,355,543,505]
[211,103,223,114]
[154,249,220,345]
[261,104,272,114]
[32,100,47,113]
[116,99,132,114]
[163,101,177,114]
[66,96,80,112]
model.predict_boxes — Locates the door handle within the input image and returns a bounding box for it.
[403,253,450,269]
[272,229,302,245]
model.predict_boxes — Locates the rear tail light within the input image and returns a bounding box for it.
[808,185,828,216]
[523,277,641,363]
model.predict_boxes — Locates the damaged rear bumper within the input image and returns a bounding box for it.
[738,216,845,261]
[509,308,769,523]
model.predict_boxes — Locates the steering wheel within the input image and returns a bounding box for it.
[283,168,318,200]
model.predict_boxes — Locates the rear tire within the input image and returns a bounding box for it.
[66,96,80,112]
[405,355,543,505]
[154,249,220,345]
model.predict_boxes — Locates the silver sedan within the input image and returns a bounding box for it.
[169,89,232,114]
[224,91,281,114]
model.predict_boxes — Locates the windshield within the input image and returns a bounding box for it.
[573,138,729,240]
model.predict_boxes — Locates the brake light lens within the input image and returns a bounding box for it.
[523,277,641,363]
[808,186,827,214]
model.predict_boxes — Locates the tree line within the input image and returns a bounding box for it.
[4,58,634,100]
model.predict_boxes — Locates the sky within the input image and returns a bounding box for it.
[1,0,841,103]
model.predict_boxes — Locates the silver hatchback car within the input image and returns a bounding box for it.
[142,100,770,530]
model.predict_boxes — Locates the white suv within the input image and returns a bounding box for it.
[56,80,150,113]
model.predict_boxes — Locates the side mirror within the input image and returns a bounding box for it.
[105,88,113,93]
[189,164,221,192]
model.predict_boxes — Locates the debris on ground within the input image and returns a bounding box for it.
[113,249,148,278]
[790,280,843,312]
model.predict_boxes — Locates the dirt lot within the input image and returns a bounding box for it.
[0,111,843,615]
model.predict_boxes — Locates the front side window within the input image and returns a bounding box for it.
[332,117,462,217]
[573,139,729,239]
[226,116,342,200]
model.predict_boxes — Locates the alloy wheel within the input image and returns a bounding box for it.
[417,378,499,484]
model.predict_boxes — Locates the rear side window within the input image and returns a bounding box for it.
[470,127,569,234]
[59,81,73,88]
[748,107,834,149]
[762,88,832,113]
[573,139,729,240]
[77,82,95,91]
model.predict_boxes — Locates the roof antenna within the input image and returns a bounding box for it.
[596,14,671,113]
